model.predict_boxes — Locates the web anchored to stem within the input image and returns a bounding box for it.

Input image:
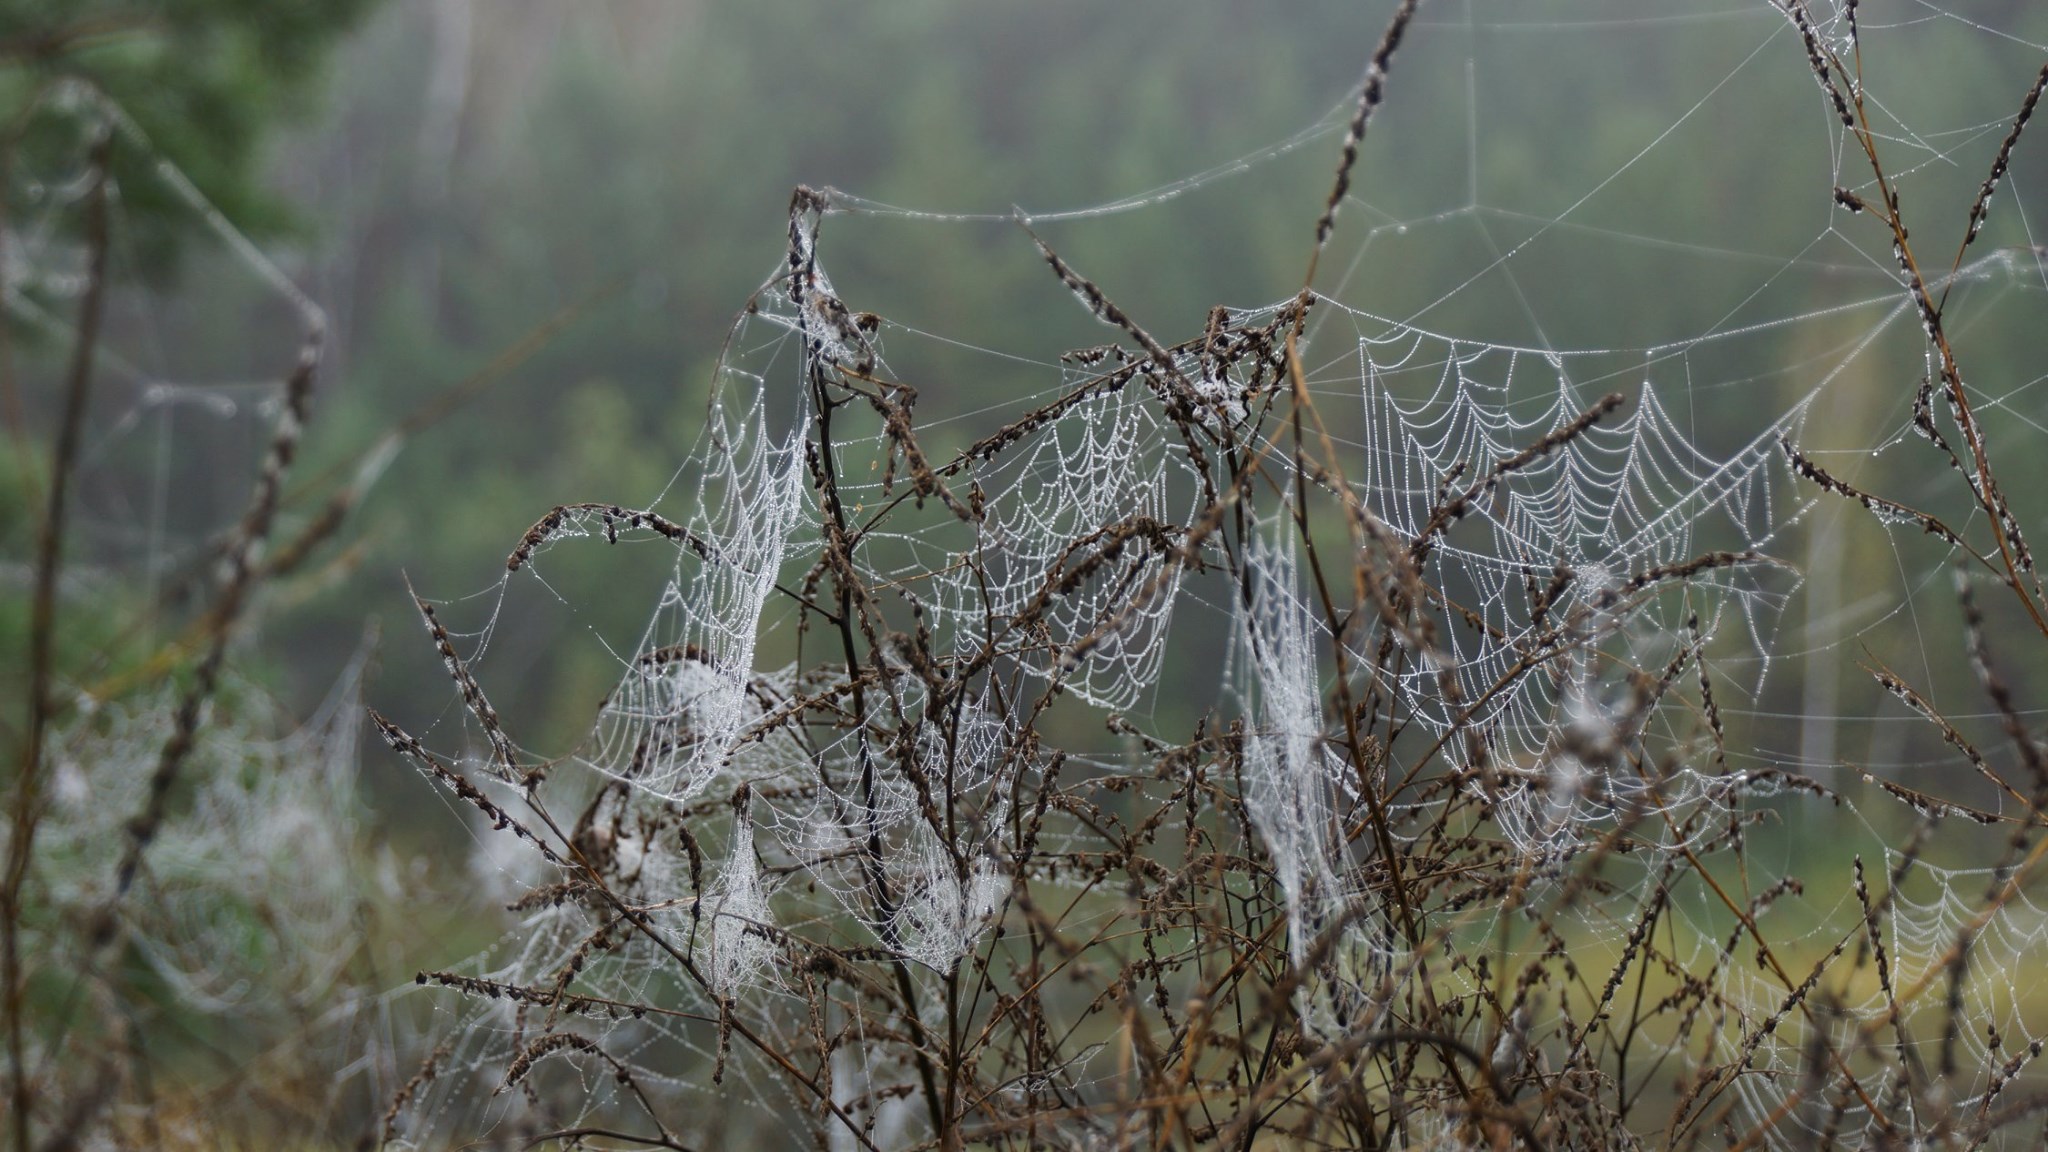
[382,3,2048,1150]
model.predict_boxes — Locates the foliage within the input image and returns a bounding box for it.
[0,0,377,273]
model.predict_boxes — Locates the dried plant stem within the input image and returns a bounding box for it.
[1786,0,2048,641]
[2,133,108,1152]
[1307,0,1421,286]
[100,334,323,924]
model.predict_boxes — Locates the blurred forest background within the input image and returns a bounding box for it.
[280,0,2047,843]
[7,0,2048,1146]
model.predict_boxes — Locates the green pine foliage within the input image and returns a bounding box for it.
[0,0,378,272]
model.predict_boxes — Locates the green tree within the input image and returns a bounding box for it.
[0,0,379,271]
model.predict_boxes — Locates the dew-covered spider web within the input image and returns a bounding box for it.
[369,3,2048,1149]
[0,73,443,1144]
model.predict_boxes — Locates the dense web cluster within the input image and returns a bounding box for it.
[41,663,372,1013]
[4,0,2031,1139]
[352,2,2048,1150]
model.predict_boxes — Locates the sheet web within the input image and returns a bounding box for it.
[380,3,2048,1150]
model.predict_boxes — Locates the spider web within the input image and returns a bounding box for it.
[0,77,439,1143]
[378,3,2048,1149]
